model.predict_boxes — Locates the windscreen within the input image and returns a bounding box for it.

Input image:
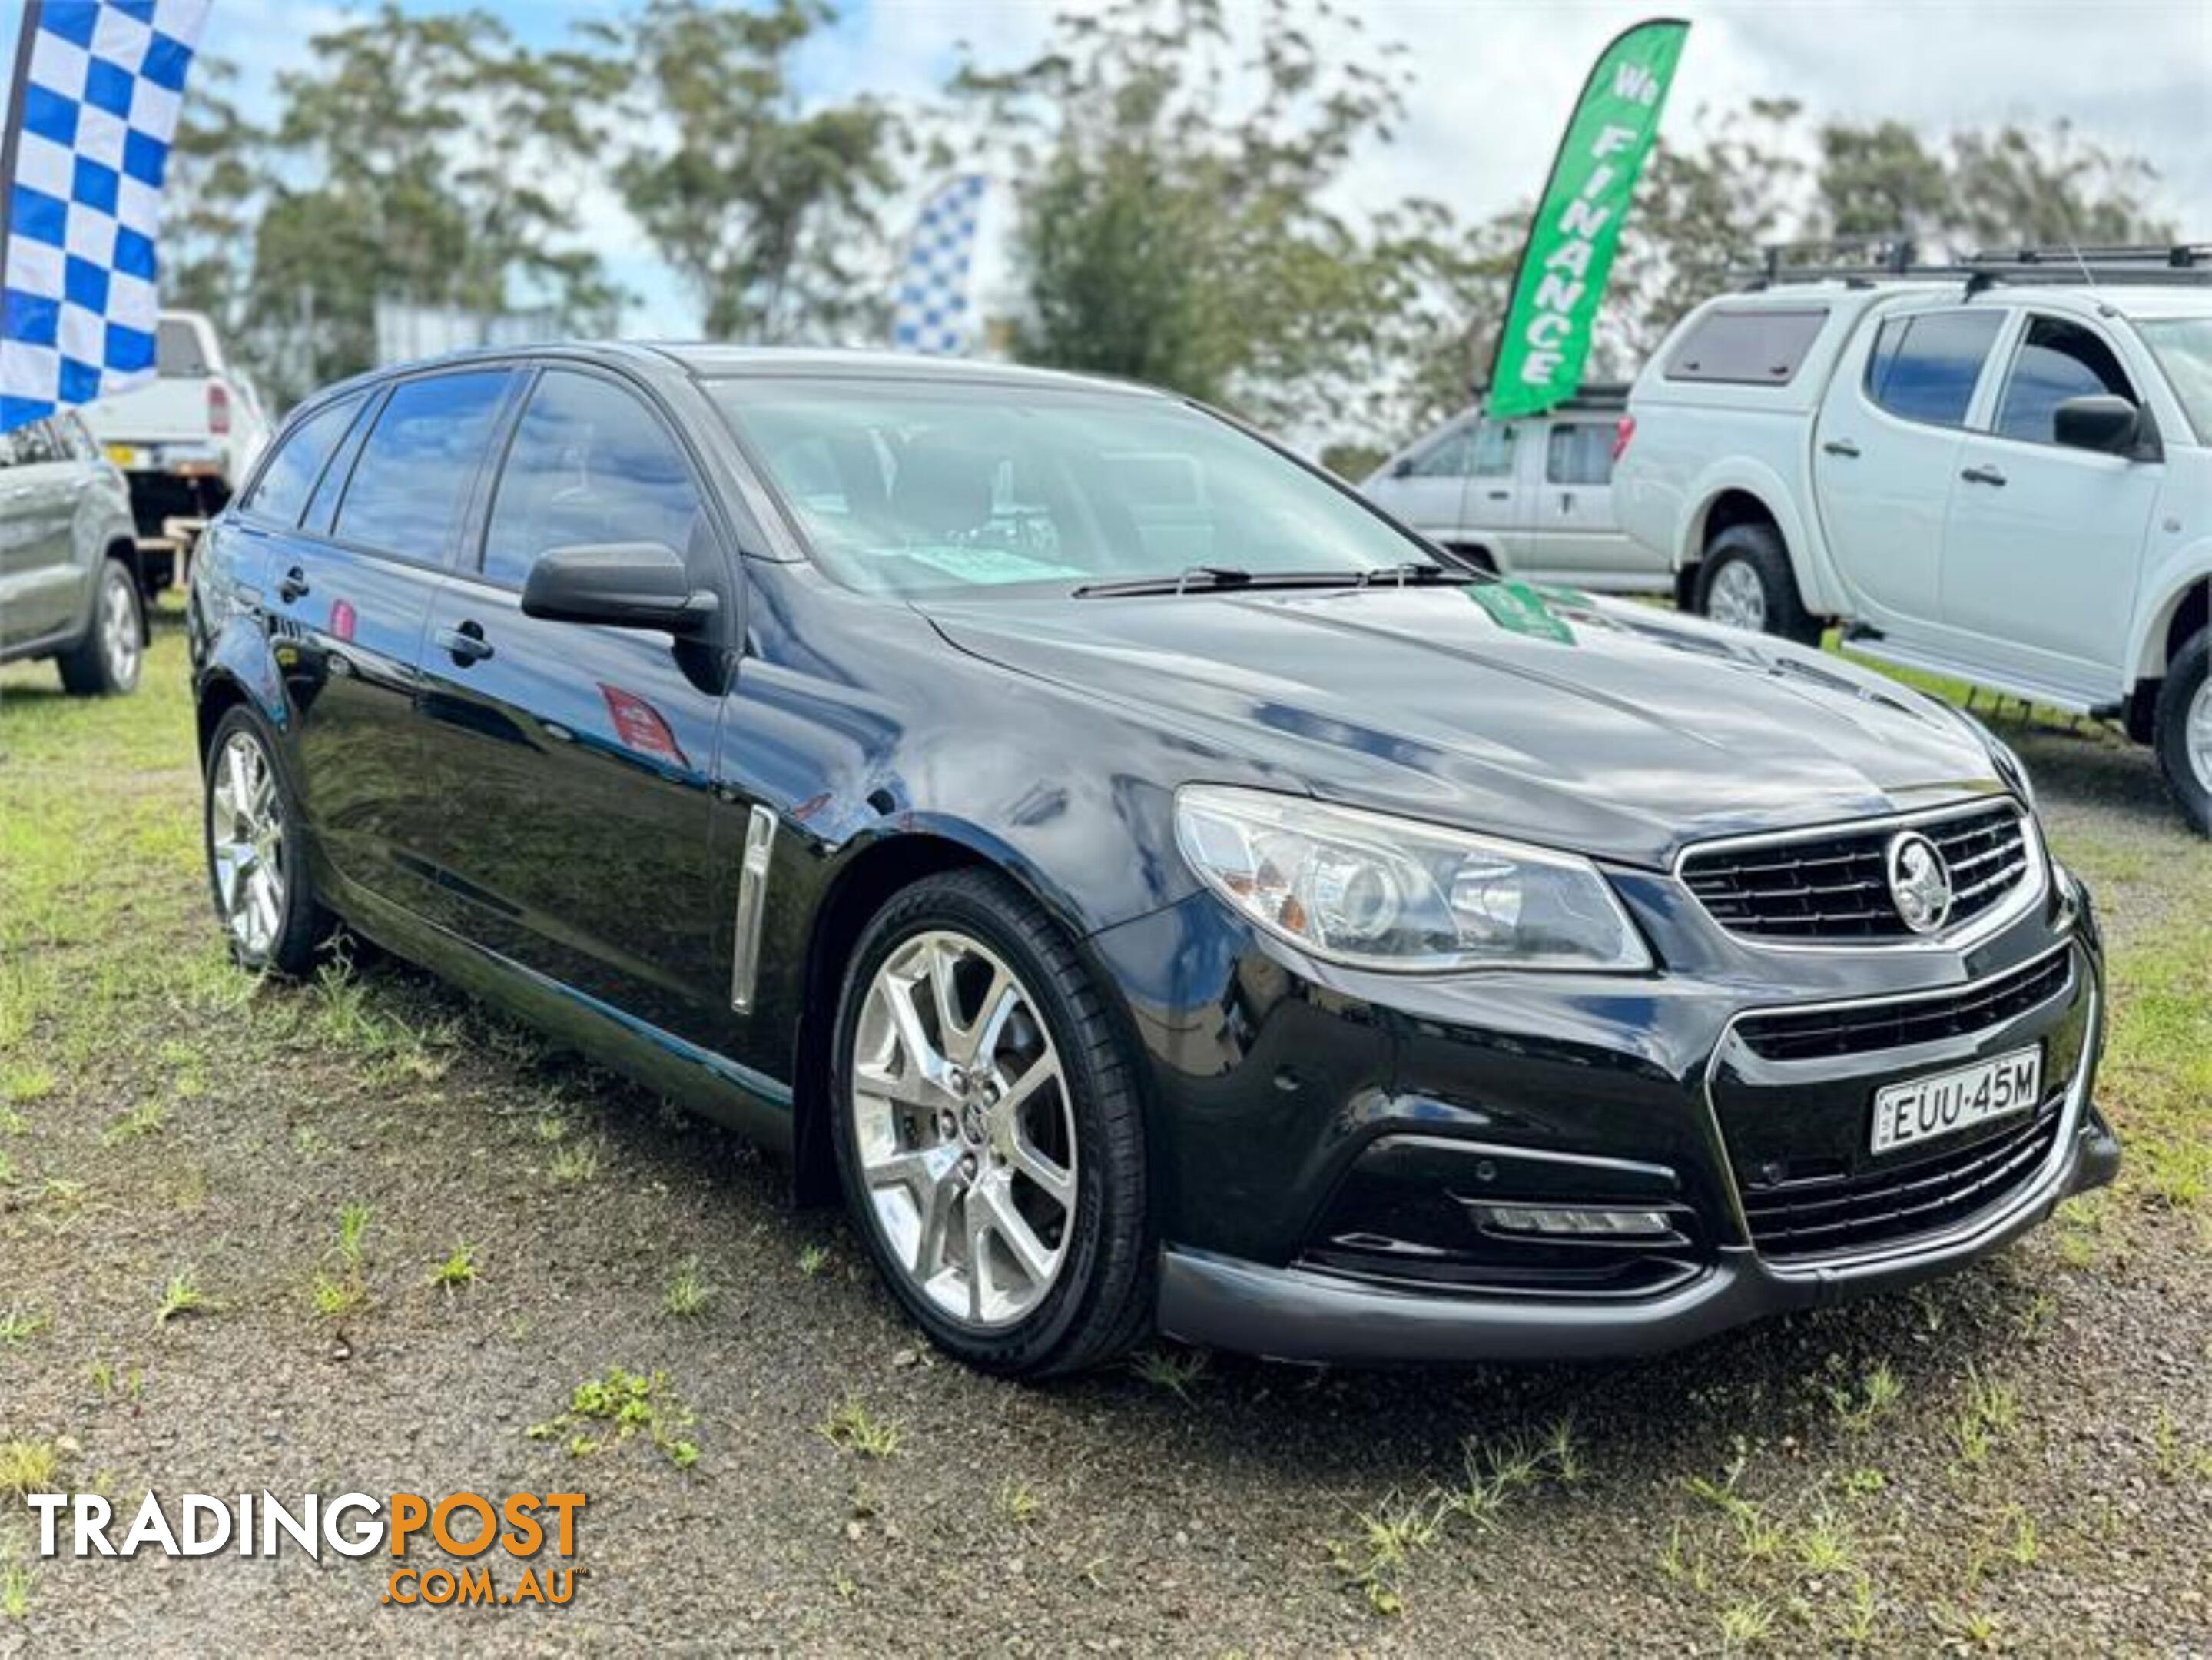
[709,378,1435,597]
[2140,317,2212,444]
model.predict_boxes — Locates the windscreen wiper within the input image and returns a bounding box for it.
[1073,563,1467,599]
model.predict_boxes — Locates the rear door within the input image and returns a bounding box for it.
[263,369,519,916]
[0,420,88,646]
[1812,304,2006,632]
[1942,310,2164,694]
[415,365,736,1050]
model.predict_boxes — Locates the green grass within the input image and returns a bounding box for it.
[529,1366,700,1469]
[662,1260,712,1317]
[818,1397,903,1459]
[153,1270,209,1328]
[426,1243,479,1290]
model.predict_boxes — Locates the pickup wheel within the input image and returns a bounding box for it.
[56,560,144,696]
[1696,523,1824,646]
[830,869,1152,1377]
[2153,629,2212,835]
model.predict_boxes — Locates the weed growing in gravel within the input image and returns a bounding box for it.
[1325,1492,1446,1616]
[426,1244,479,1291]
[1948,1366,2021,1467]
[335,1203,373,1269]
[549,1140,602,1185]
[1716,1598,1776,1650]
[1827,1361,1903,1430]
[0,1300,51,1343]
[100,1099,167,1145]
[534,1114,569,1142]
[0,1562,32,1620]
[312,1205,376,1322]
[998,1478,1043,1526]
[1,1064,52,1104]
[662,1262,712,1317]
[1127,1346,1208,1401]
[86,1356,143,1402]
[797,1243,831,1277]
[0,1149,16,1187]
[819,1398,902,1459]
[1795,1512,1855,1575]
[153,1271,209,1327]
[529,1367,700,1469]
[0,1440,59,1497]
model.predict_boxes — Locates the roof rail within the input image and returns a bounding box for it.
[1733,241,2212,294]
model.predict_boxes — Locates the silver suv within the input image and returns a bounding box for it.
[0,411,146,695]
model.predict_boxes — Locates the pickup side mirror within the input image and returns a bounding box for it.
[1390,456,1416,479]
[2052,393,2142,456]
[520,542,718,633]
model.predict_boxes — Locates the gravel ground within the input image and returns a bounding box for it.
[2,622,2207,1656]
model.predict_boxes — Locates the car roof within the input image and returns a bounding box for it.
[1710,279,2212,322]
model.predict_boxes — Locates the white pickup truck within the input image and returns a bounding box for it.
[78,309,271,591]
[1614,248,2212,833]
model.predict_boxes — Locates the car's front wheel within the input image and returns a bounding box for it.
[202,706,328,974]
[831,870,1152,1376]
[2154,628,2212,836]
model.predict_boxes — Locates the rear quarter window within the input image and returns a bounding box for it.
[1664,307,1829,386]
[242,393,367,526]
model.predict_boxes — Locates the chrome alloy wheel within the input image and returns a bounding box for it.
[101,573,141,686]
[209,731,286,958]
[2191,674,2212,798]
[1706,559,1769,633]
[849,929,1078,1328]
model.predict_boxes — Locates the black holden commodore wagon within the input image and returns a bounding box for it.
[187,346,2118,1376]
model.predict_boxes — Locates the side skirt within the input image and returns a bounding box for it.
[327,872,797,1157]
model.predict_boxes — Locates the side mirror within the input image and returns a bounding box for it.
[2052,393,2141,456]
[520,542,718,633]
[1390,456,1416,479]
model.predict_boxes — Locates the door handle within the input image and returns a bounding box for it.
[1822,438,1861,458]
[1959,465,2008,487]
[1486,490,1511,502]
[434,622,494,665]
[277,566,310,602]
[1558,492,1574,513]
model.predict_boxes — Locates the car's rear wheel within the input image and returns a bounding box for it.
[831,870,1151,1376]
[2154,629,2212,835]
[57,559,144,696]
[1696,523,1823,646]
[203,707,327,975]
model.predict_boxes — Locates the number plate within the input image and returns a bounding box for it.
[1871,1046,2041,1156]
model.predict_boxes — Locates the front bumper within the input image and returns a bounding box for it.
[1089,855,2116,1366]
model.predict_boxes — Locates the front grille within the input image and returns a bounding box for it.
[1683,801,2032,943]
[1739,1099,2063,1260]
[1736,951,2072,1062]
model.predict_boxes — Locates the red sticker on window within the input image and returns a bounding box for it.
[598,682,688,769]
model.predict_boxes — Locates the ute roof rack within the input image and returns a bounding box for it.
[1735,239,2212,294]
[1469,380,1630,412]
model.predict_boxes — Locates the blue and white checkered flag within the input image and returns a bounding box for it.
[0,0,211,434]
[890,174,987,357]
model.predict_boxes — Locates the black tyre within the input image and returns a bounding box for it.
[57,559,144,696]
[1696,522,1824,646]
[202,706,329,976]
[2153,629,2212,836]
[830,869,1152,1376]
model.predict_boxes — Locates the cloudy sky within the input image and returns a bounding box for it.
[38,0,2212,333]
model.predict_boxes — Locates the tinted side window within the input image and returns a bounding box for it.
[10,419,63,465]
[243,394,366,526]
[1406,425,1476,479]
[482,370,703,589]
[335,371,514,563]
[1664,307,1828,385]
[1864,310,2004,428]
[1995,316,2137,443]
[1545,421,1614,486]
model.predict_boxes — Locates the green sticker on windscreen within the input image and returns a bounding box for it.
[900,544,1085,586]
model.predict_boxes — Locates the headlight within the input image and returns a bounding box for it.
[1174,785,1652,973]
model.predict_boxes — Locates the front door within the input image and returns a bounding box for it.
[414,366,736,1050]
[1813,304,2006,633]
[1522,417,1628,579]
[1942,311,2164,696]
[1380,418,1476,542]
